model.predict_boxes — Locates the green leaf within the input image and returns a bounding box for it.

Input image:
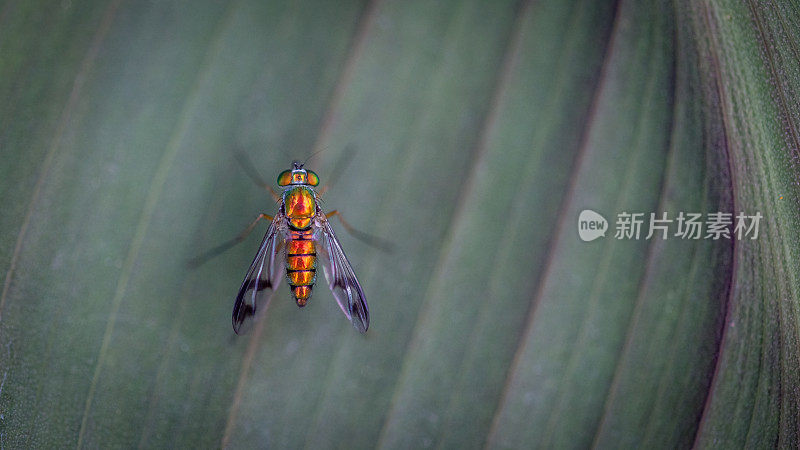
[1,0,798,448]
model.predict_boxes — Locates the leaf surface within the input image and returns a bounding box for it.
[0,0,797,448]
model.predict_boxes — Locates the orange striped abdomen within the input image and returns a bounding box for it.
[286,228,316,307]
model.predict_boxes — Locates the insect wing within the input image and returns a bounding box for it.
[315,215,369,333]
[232,215,287,334]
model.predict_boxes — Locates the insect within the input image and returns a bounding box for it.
[230,160,369,334]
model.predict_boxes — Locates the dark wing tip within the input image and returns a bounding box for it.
[232,303,255,335]
[350,301,369,333]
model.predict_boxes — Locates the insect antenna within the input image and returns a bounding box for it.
[302,145,329,167]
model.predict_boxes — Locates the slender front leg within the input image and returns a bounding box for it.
[325,210,394,252]
[317,145,356,197]
[188,214,273,268]
[234,150,281,202]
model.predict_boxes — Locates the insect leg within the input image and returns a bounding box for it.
[317,145,356,196]
[325,210,394,252]
[188,214,274,268]
[234,150,281,201]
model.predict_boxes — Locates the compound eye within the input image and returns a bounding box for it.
[277,170,292,186]
[307,170,319,186]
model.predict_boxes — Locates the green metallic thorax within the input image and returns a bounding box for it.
[283,186,316,230]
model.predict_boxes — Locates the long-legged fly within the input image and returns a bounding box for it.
[191,155,382,334]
